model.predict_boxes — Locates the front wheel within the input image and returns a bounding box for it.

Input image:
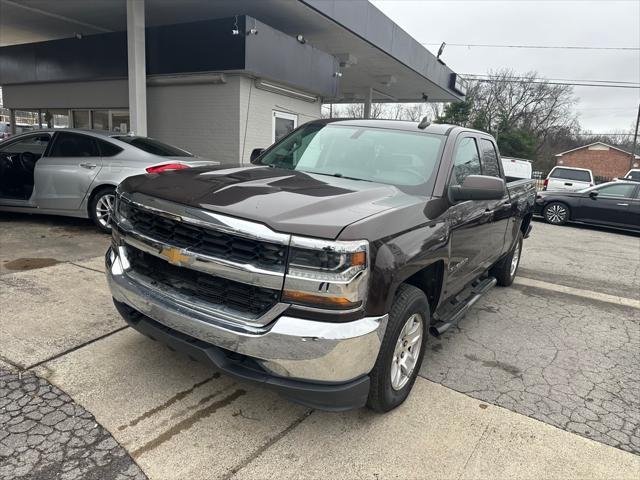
[367,284,429,413]
[89,187,116,233]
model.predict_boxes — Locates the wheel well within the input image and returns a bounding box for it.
[403,261,444,314]
[520,213,533,235]
[86,184,116,216]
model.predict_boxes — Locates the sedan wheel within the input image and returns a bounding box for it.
[544,202,568,225]
[89,187,116,233]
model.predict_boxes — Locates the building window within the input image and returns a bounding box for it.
[272,111,298,143]
[70,109,130,132]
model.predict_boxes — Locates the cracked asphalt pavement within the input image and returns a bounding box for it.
[421,221,640,455]
[0,365,146,480]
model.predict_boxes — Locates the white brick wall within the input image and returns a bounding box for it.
[238,76,321,164]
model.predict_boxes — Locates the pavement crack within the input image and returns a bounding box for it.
[222,409,314,480]
[68,262,105,274]
[26,326,129,371]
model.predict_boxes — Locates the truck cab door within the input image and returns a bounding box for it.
[477,138,512,264]
[33,131,103,211]
[445,136,489,297]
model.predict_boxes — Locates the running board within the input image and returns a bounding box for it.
[429,276,498,337]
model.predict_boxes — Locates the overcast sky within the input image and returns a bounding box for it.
[371,0,640,134]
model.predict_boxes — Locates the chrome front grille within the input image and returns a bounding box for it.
[126,247,280,317]
[124,202,286,269]
[114,192,292,327]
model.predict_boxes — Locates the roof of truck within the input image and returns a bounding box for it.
[307,118,484,137]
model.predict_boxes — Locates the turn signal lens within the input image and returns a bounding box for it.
[146,163,190,174]
[282,290,361,310]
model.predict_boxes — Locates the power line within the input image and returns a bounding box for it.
[463,77,640,89]
[422,42,639,51]
[462,74,640,86]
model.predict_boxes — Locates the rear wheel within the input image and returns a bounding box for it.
[543,202,569,225]
[89,186,115,233]
[367,284,429,413]
[490,231,523,287]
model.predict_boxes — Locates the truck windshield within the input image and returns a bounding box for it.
[253,124,445,188]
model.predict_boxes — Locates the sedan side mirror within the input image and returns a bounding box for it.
[449,175,506,202]
[250,148,265,162]
[589,190,598,198]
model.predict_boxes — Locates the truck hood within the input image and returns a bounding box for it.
[120,165,422,239]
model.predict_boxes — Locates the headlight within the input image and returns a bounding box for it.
[113,194,131,223]
[282,237,369,310]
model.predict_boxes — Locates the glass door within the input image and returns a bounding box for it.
[72,110,91,129]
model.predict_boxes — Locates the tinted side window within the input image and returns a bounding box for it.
[550,168,591,182]
[49,132,99,157]
[595,184,636,198]
[451,137,481,185]
[479,139,501,177]
[97,140,123,157]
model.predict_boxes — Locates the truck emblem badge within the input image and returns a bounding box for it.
[159,247,190,266]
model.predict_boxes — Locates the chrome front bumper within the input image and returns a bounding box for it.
[106,247,387,384]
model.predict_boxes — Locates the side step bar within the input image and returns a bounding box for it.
[429,276,497,337]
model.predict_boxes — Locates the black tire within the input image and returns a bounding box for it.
[367,284,429,413]
[543,202,569,225]
[490,231,523,287]
[89,186,116,234]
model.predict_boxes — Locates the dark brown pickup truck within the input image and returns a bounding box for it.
[106,119,535,412]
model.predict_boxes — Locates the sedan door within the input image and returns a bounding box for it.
[33,132,103,211]
[577,183,638,228]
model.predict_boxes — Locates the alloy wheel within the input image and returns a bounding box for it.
[95,193,115,228]
[545,204,567,224]
[510,241,521,277]
[390,313,423,391]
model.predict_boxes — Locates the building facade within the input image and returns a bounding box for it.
[555,142,639,180]
[0,0,465,165]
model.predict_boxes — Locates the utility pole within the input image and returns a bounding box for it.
[631,103,640,171]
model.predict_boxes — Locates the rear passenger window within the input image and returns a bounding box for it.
[479,139,501,177]
[549,168,591,182]
[97,140,123,157]
[451,137,481,185]
[49,132,99,157]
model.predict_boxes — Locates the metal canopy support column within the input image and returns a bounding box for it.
[363,87,373,119]
[126,0,147,136]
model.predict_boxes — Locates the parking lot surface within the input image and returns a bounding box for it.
[1,214,639,479]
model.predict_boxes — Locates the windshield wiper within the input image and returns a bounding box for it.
[304,171,376,183]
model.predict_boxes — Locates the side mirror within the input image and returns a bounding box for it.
[589,190,598,198]
[449,175,506,202]
[250,148,265,162]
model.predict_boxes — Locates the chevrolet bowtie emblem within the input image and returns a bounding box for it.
[159,247,191,266]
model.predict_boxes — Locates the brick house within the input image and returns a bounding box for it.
[554,142,640,179]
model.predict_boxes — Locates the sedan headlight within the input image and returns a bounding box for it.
[282,237,369,310]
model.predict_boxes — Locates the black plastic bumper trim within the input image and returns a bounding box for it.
[113,299,370,412]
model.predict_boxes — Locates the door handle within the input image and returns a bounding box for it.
[564,182,573,186]
[616,203,629,206]
[79,162,97,169]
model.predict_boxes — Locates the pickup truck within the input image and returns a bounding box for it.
[106,119,535,412]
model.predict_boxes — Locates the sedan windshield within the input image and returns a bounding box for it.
[113,136,193,157]
[253,124,445,188]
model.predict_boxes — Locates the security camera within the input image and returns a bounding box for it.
[296,34,306,44]
[248,28,258,35]
[232,29,240,35]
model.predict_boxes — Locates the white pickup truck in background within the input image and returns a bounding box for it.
[543,166,594,192]
[501,157,533,181]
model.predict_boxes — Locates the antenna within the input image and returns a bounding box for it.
[417,116,430,130]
